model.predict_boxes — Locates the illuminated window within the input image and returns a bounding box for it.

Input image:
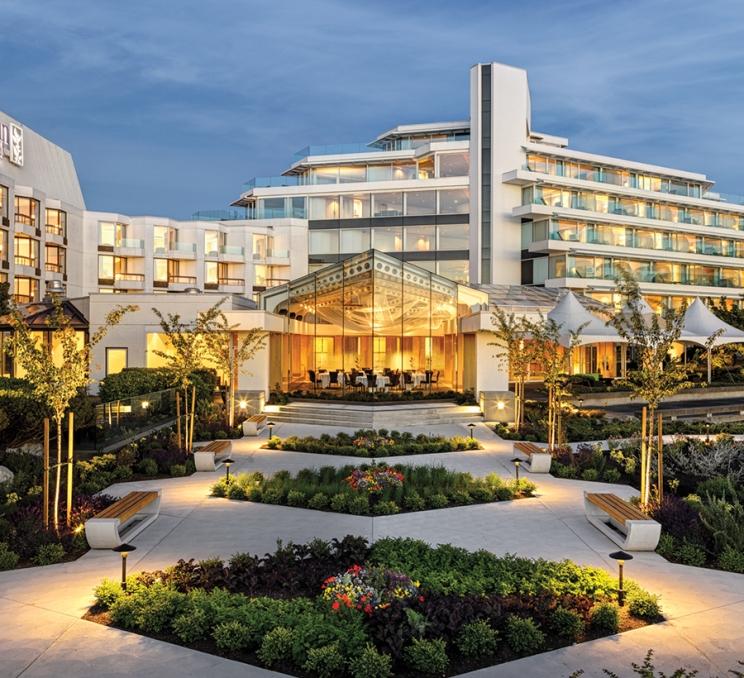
[205,261,218,284]
[13,276,37,303]
[45,209,66,236]
[314,336,334,370]
[0,185,6,218]
[105,348,128,376]
[204,231,221,256]
[154,258,168,282]
[14,235,38,267]
[14,196,39,227]
[99,222,126,246]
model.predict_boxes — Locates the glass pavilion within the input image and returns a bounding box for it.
[261,250,488,392]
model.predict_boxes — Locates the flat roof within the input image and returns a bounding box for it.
[373,120,470,144]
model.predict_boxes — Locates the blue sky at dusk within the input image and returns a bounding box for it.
[1,0,743,217]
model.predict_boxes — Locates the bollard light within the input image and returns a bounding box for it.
[467,422,476,439]
[267,421,275,439]
[510,457,522,488]
[223,457,234,483]
[141,400,150,410]
[609,550,633,607]
[113,543,136,591]
[577,397,584,410]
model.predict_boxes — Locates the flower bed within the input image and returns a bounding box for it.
[268,389,477,405]
[211,464,536,515]
[266,429,482,457]
[87,537,662,677]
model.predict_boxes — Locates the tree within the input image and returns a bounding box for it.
[7,299,135,530]
[607,270,714,505]
[488,307,531,431]
[525,315,583,450]
[201,309,266,427]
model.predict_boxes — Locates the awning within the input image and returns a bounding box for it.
[679,298,744,347]
[547,291,624,347]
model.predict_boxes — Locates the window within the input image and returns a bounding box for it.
[0,185,8,218]
[313,167,339,184]
[314,337,334,370]
[372,226,402,252]
[404,225,435,252]
[45,245,65,273]
[309,196,340,220]
[438,188,469,214]
[372,193,403,217]
[259,197,286,218]
[14,196,39,227]
[99,221,126,246]
[98,255,127,280]
[154,258,168,282]
[309,230,339,255]
[204,231,221,256]
[340,228,370,253]
[392,163,416,180]
[437,260,469,283]
[438,152,469,177]
[438,223,469,250]
[417,156,434,179]
[13,276,37,303]
[405,191,436,216]
[205,261,218,284]
[339,166,366,183]
[105,348,128,376]
[153,226,176,253]
[0,231,6,261]
[14,235,38,267]
[367,164,392,182]
[45,209,66,236]
[341,193,370,219]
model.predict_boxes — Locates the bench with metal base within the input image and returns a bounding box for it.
[513,441,552,473]
[85,490,161,549]
[194,440,232,471]
[584,492,661,551]
[242,414,267,436]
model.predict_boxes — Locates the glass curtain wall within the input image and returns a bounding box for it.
[262,250,482,392]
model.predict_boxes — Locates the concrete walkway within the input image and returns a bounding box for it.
[0,422,742,677]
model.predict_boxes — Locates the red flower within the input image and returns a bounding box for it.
[418,595,425,602]
[332,601,340,610]
[364,604,373,615]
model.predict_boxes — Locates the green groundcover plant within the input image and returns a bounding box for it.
[211,464,537,515]
[90,537,661,676]
[266,429,482,457]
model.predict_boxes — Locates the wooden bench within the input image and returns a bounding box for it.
[513,441,552,473]
[194,440,231,472]
[584,492,661,551]
[85,490,161,549]
[242,414,267,437]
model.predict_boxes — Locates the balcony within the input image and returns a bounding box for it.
[14,255,38,269]
[218,277,244,289]
[253,249,290,262]
[191,208,248,222]
[114,272,145,290]
[219,245,245,261]
[154,243,196,259]
[15,213,36,227]
[45,224,65,238]
[45,262,65,274]
[115,238,145,252]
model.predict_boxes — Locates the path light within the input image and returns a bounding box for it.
[706,413,712,443]
[510,457,522,488]
[267,421,275,439]
[609,550,633,607]
[113,543,136,591]
[223,457,234,483]
[577,397,584,410]
[141,400,150,410]
[238,399,248,410]
[467,422,476,439]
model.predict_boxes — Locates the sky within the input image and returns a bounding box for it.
[1,0,744,218]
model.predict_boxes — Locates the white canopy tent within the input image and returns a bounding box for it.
[547,291,625,347]
[679,298,744,382]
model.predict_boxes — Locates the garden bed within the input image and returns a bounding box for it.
[268,389,477,405]
[211,464,535,515]
[86,536,662,677]
[265,430,481,458]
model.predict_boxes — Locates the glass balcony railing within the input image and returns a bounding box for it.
[244,176,300,189]
[293,135,470,160]
[154,243,196,255]
[116,238,145,249]
[219,245,244,256]
[253,248,289,260]
[191,209,249,221]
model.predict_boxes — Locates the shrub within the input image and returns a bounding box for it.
[257,626,294,667]
[372,501,399,516]
[676,540,707,567]
[0,542,20,571]
[330,493,348,512]
[718,546,744,573]
[553,463,576,479]
[504,615,545,654]
[495,485,515,501]
[303,643,345,678]
[403,637,449,675]
[549,606,585,640]
[589,602,619,633]
[403,491,426,511]
[581,468,599,482]
[213,620,251,653]
[428,493,449,509]
[347,494,370,515]
[308,492,329,510]
[469,485,494,503]
[286,490,306,507]
[172,607,209,644]
[33,542,65,566]
[262,488,284,504]
[170,464,186,477]
[656,532,677,560]
[456,619,499,658]
[93,578,124,609]
[627,590,662,621]
[226,483,246,500]
[695,475,737,500]
[699,495,744,553]
[348,643,393,678]
[137,458,159,476]
[109,582,186,634]
[514,479,537,496]
[602,468,622,484]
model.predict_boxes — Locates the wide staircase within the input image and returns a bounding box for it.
[265,401,483,428]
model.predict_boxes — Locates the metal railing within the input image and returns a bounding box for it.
[115,272,145,282]
[168,275,197,285]
[14,255,36,267]
[45,262,64,273]
[15,213,36,227]
[219,277,244,286]
[45,224,65,237]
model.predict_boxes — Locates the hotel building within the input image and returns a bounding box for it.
[2,61,744,405]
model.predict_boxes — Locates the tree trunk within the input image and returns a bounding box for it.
[646,407,656,505]
[228,335,235,428]
[43,418,50,530]
[66,411,74,528]
[189,385,196,452]
[183,387,189,452]
[640,407,647,506]
[657,413,664,502]
[176,390,182,450]
[53,417,62,532]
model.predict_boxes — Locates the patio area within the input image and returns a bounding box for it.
[0,422,742,677]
